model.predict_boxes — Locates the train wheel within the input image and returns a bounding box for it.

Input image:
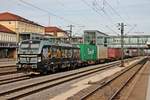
[71,63,76,70]
[51,65,57,73]
[40,65,49,75]
[57,64,61,72]
[40,69,48,75]
[41,71,48,75]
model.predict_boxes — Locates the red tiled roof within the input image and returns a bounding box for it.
[0,24,15,34]
[45,26,66,33]
[0,12,43,27]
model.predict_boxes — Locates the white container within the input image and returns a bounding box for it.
[97,46,108,60]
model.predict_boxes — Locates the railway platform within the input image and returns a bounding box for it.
[49,58,144,100]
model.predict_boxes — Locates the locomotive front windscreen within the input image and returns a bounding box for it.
[19,40,41,54]
[20,40,40,49]
[18,40,41,64]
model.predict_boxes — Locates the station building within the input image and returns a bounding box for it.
[0,12,46,59]
[0,24,17,58]
[45,26,68,37]
[45,26,69,43]
[0,12,45,42]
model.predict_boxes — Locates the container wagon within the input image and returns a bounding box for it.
[78,44,97,65]
[108,48,121,60]
[97,46,108,63]
[128,49,138,57]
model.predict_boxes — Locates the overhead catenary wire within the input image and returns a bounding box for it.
[82,0,126,36]
[19,0,133,35]
[105,25,119,35]
[19,0,82,26]
[92,0,116,24]
[93,0,132,27]
[55,0,65,7]
[125,24,137,35]
[81,0,116,31]
[94,0,136,36]
[81,0,104,18]
[103,0,131,26]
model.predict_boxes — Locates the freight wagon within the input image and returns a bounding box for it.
[78,44,97,65]
[124,49,145,57]
[108,48,122,60]
[97,46,108,63]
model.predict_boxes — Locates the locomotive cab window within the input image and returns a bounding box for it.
[20,40,40,49]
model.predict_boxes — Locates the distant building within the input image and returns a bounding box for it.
[71,36,83,44]
[107,35,150,49]
[0,12,45,42]
[84,30,108,46]
[0,24,17,58]
[46,36,83,44]
[45,26,68,38]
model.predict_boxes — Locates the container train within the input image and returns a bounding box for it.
[16,39,140,74]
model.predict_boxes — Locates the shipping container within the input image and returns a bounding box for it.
[79,44,97,62]
[126,49,136,57]
[144,49,150,56]
[108,48,121,59]
[97,46,108,60]
[128,49,143,57]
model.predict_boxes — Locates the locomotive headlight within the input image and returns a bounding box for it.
[37,57,41,62]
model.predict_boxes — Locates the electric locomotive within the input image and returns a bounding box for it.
[17,39,80,74]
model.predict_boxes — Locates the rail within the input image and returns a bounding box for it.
[67,57,147,100]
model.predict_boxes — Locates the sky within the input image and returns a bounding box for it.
[0,0,150,36]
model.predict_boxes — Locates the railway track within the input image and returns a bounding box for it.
[0,57,142,99]
[0,60,122,100]
[67,57,147,100]
[0,65,17,76]
[0,74,30,85]
[0,71,18,76]
[0,65,16,69]
[0,57,137,85]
